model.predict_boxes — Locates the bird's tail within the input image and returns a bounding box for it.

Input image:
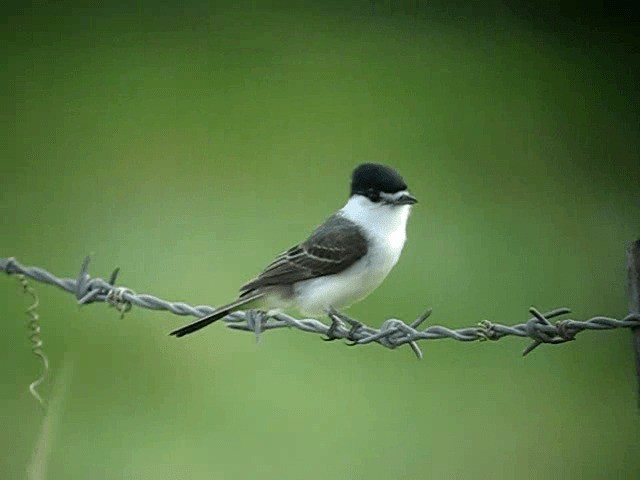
[169,292,264,338]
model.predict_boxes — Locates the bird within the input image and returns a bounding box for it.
[170,162,417,337]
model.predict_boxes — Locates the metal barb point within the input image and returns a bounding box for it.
[75,255,93,300]
[522,340,542,357]
[409,341,423,360]
[246,310,265,344]
[546,307,572,319]
[108,267,120,285]
[529,307,551,325]
[80,255,92,275]
[411,308,432,329]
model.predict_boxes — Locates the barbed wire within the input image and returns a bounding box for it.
[2,256,639,360]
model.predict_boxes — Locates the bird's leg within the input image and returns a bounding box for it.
[337,311,364,346]
[322,307,345,341]
[345,322,364,345]
[322,307,364,344]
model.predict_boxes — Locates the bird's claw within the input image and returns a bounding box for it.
[322,316,342,342]
[345,320,363,345]
[322,307,364,345]
[322,314,344,341]
[322,307,362,342]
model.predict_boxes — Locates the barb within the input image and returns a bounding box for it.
[2,256,640,360]
[15,273,49,411]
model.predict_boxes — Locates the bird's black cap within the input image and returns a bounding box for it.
[350,163,408,197]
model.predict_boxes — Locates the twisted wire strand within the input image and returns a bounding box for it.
[15,274,49,411]
[2,256,640,359]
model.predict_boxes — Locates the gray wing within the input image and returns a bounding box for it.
[239,214,368,294]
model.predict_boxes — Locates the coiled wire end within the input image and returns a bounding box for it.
[17,274,49,412]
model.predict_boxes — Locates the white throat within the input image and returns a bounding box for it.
[339,193,411,249]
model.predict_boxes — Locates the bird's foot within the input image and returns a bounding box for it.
[344,320,364,346]
[322,317,343,341]
[322,308,363,345]
[322,307,348,341]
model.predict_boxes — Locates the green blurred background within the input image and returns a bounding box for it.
[2,2,639,479]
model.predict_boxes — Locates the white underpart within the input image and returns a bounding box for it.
[292,191,412,315]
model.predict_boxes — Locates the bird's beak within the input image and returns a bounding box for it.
[395,192,418,205]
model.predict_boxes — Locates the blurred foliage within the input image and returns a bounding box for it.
[2,2,639,479]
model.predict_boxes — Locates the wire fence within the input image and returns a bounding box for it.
[3,255,639,361]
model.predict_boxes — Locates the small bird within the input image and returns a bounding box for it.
[170,163,417,337]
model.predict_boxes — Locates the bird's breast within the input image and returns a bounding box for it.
[293,225,407,315]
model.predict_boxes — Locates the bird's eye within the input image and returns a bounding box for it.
[367,189,380,202]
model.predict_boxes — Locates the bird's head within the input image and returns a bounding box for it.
[350,163,417,207]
